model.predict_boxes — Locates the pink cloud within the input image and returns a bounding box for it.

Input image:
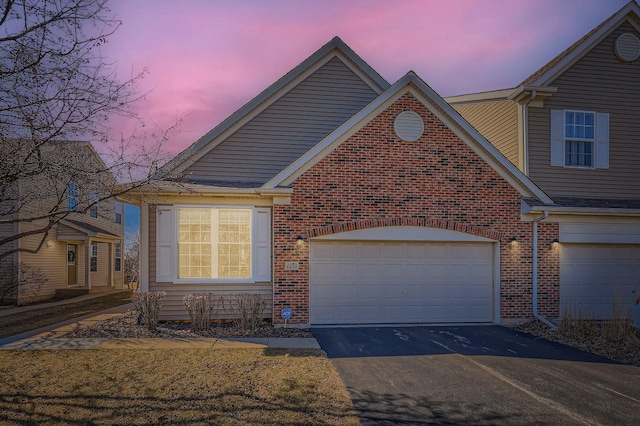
[103,0,629,155]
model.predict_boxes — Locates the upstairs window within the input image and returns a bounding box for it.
[564,111,594,167]
[115,202,123,224]
[550,109,609,169]
[67,183,78,211]
[89,191,99,218]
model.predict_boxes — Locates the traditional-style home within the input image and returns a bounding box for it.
[446,0,640,320]
[127,2,639,326]
[0,141,125,304]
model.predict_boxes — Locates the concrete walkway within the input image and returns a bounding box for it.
[0,294,320,351]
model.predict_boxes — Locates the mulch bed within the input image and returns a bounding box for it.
[66,310,312,339]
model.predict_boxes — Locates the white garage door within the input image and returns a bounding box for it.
[561,244,640,319]
[309,241,494,325]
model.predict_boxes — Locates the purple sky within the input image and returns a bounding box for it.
[104,0,630,156]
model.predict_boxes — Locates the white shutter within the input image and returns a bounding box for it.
[155,205,176,282]
[550,109,565,166]
[253,208,272,282]
[595,112,609,169]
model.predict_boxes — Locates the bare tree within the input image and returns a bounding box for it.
[0,0,172,261]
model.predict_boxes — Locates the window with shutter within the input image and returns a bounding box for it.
[550,109,609,169]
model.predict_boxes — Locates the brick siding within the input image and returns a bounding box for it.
[273,93,559,323]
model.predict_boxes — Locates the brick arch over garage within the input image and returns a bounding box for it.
[307,217,503,241]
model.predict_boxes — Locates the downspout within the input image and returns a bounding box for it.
[521,90,536,175]
[532,210,557,329]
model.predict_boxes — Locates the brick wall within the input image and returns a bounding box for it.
[273,93,559,323]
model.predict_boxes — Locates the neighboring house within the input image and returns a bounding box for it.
[0,141,125,304]
[446,1,640,319]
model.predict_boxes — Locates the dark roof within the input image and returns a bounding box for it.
[64,220,120,237]
[523,197,640,210]
[166,178,266,189]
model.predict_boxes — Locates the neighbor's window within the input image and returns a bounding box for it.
[564,111,594,167]
[67,183,78,211]
[89,191,99,218]
[115,201,123,224]
[90,242,98,272]
[178,208,251,279]
[114,243,122,272]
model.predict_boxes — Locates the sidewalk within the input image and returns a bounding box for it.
[0,297,320,351]
[0,289,130,318]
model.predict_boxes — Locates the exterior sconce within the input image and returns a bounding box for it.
[551,238,559,248]
[509,237,517,244]
[46,240,54,248]
[296,235,304,246]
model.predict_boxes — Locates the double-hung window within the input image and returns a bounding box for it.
[67,183,79,211]
[550,109,609,169]
[90,242,98,272]
[89,191,99,218]
[178,208,252,279]
[564,111,594,167]
[114,243,122,272]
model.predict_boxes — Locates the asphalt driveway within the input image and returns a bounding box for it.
[312,326,640,425]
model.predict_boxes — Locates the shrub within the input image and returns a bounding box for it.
[183,293,217,332]
[132,291,166,330]
[223,293,267,333]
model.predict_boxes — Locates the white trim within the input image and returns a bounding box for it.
[264,72,553,204]
[528,4,640,86]
[560,221,640,244]
[312,226,497,242]
[139,202,149,292]
[444,88,516,104]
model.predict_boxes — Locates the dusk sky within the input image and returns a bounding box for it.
[110,0,631,232]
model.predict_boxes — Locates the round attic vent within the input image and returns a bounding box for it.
[615,33,640,62]
[394,111,424,142]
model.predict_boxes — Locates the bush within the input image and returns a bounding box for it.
[132,291,166,330]
[222,293,267,333]
[183,293,217,332]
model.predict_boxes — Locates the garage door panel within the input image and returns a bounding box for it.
[310,240,494,324]
[561,244,640,319]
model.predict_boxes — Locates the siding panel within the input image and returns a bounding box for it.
[452,101,519,166]
[183,57,379,184]
[528,22,640,197]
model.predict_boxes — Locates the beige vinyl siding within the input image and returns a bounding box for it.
[0,221,19,300]
[452,101,519,166]
[528,22,640,197]
[148,205,273,321]
[17,220,66,300]
[183,57,379,185]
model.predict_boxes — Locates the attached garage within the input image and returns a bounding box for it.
[560,244,640,319]
[309,227,497,325]
[559,221,640,319]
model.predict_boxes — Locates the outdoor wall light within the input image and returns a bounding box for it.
[551,238,559,248]
[296,235,305,245]
[509,237,518,243]
[46,240,54,248]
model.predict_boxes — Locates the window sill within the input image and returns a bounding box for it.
[173,279,257,285]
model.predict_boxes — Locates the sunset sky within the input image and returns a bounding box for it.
[105,0,631,158]
[108,0,632,232]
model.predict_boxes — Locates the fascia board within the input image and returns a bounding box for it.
[266,71,554,204]
[156,37,390,180]
[525,205,640,217]
[444,88,517,104]
[530,3,640,86]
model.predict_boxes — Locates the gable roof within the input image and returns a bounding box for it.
[522,1,640,87]
[445,1,640,104]
[264,71,553,204]
[157,37,390,183]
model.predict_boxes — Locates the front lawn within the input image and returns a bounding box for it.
[0,348,358,425]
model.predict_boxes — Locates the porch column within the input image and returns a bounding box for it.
[84,237,91,290]
[139,202,149,292]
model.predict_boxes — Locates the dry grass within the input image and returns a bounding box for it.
[0,291,132,339]
[0,348,359,425]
